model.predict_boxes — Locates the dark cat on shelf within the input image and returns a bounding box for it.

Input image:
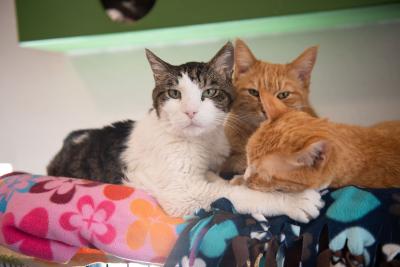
[101,0,156,23]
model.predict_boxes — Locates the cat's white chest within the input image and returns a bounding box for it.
[121,111,230,191]
[203,129,230,171]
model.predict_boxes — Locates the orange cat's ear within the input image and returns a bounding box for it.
[292,140,329,169]
[289,46,318,86]
[234,39,257,76]
[259,88,289,121]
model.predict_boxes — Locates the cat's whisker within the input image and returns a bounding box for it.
[221,118,253,138]
[217,116,243,127]
[223,123,248,138]
[229,113,264,122]
[222,125,244,138]
[291,104,308,110]
[226,115,265,130]
[222,118,243,128]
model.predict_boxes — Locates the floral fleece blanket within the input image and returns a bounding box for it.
[0,173,399,266]
[0,172,183,265]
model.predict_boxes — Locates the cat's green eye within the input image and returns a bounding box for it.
[167,89,181,99]
[277,91,290,100]
[202,89,218,98]
[247,89,259,97]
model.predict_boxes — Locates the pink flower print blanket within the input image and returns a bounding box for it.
[0,173,183,264]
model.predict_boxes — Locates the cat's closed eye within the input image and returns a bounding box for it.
[167,89,181,99]
[276,91,290,100]
[247,88,259,97]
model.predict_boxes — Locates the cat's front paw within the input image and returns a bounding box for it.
[284,189,324,223]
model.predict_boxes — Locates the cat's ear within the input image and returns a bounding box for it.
[289,46,318,86]
[293,140,329,169]
[145,49,173,81]
[208,41,234,78]
[259,88,289,121]
[234,39,257,76]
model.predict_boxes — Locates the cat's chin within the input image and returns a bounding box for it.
[163,120,210,138]
[180,125,207,137]
[177,122,221,138]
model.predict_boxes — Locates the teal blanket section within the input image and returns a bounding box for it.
[199,220,239,258]
[165,186,400,267]
[327,186,381,223]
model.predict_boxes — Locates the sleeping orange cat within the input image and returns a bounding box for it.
[222,39,318,174]
[242,88,400,192]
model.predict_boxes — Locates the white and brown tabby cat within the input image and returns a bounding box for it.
[242,88,400,192]
[222,39,318,174]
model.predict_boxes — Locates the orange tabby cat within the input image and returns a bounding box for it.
[243,88,400,192]
[222,39,318,174]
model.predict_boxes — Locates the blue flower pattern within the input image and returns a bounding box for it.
[327,186,381,223]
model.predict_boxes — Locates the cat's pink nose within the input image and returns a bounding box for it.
[185,111,197,119]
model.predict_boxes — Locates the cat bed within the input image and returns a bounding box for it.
[0,173,399,266]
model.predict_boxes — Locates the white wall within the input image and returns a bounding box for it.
[1,0,399,174]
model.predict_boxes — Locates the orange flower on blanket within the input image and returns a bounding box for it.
[126,199,183,257]
[103,184,135,201]
[71,247,108,265]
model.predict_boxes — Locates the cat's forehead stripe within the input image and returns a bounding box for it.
[177,72,201,93]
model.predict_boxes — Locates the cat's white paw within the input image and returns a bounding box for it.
[284,189,324,223]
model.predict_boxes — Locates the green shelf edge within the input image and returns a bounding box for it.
[19,3,400,54]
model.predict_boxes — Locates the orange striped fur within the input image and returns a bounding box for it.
[222,39,318,173]
[244,89,400,192]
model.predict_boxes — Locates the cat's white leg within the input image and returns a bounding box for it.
[204,171,323,222]
[160,178,323,223]
[128,169,323,222]
[226,184,323,223]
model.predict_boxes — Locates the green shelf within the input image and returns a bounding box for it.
[15,0,400,53]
